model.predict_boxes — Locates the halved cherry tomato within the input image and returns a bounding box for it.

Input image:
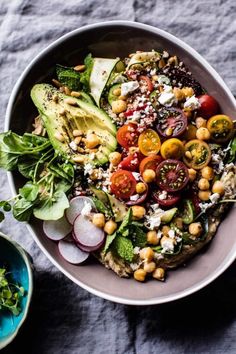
[138,75,154,93]
[153,190,180,207]
[110,170,137,199]
[156,159,189,192]
[138,129,161,156]
[160,138,184,160]
[116,123,139,150]
[139,155,163,174]
[118,154,140,172]
[126,182,149,206]
[206,114,234,143]
[156,107,187,137]
[197,95,219,119]
[183,139,211,170]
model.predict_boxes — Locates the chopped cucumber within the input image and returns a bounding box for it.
[127,51,161,70]
[179,199,195,225]
[161,208,177,224]
[108,84,121,106]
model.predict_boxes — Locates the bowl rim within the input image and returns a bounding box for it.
[0,231,33,349]
[5,20,236,306]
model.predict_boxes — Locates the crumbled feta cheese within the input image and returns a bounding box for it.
[158,92,175,105]
[130,263,140,271]
[184,95,200,110]
[150,68,156,76]
[130,194,139,201]
[158,190,167,200]
[130,111,141,121]
[89,152,95,160]
[163,84,172,93]
[168,229,175,239]
[132,172,141,181]
[83,163,94,175]
[157,230,163,239]
[210,193,220,203]
[121,81,139,96]
[133,247,140,255]
[157,75,170,85]
[161,238,175,253]
[154,253,164,260]
[145,204,165,230]
[69,141,77,151]
[162,51,169,58]
[148,215,162,230]
[81,201,92,217]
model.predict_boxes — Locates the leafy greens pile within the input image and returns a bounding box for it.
[0,267,24,316]
[0,131,74,222]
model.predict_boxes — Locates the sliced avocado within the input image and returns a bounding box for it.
[31,84,117,165]
[108,84,121,106]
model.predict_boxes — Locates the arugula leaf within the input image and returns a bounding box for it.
[19,182,39,202]
[13,198,35,222]
[80,53,94,91]
[18,158,38,178]
[103,232,117,253]
[112,235,134,262]
[33,190,69,220]
[56,64,81,91]
[117,208,132,236]
[225,137,236,163]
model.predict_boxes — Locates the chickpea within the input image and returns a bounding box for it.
[131,205,146,220]
[104,220,117,235]
[153,267,165,281]
[72,129,83,137]
[134,269,147,282]
[198,178,210,191]
[161,225,170,236]
[195,117,207,128]
[54,131,65,142]
[111,99,127,114]
[118,95,128,100]
[142,169,156,183]
[139,247,154,262]
[109,151,122,166]
[198,190,211,201]
[136,182,147,194]
[182,87,194,98]
[173,217,183,230]
[201,166,214,180]
[113,88,121,96]
[212,180,225,195]
[160,236,175,249]
[147,230,159,245]
[188,168,197,182]
[85,133,100,149]
[74,136,82,145]
[189,222,203,237]
[72,155,84,163]
[165,127,173,136]
[196,127,211,141]
[184,108,192,119]
[92,213,105,228]
[143,261,156,273]
[173,87,185,101]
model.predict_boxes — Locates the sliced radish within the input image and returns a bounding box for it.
[43,215,72,241]
[58,240,89,264]
[72,231,104,252]
[73,214,105,250]
[65,196,95,225]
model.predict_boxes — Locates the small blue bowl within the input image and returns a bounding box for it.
[0,231,33,349]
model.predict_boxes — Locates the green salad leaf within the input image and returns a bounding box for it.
[80,53,94,91]
[103,232,117,254]
[117,208,132,237]
[112,235,134,262]
[56,64,81,91]
[225,136,236,163]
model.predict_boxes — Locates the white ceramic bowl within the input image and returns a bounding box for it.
[5,21,236,305]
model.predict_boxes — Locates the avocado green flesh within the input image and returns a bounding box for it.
[31,84,117,165]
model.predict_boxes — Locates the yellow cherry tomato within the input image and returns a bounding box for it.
[138,129,161,156]
[206,114,234,143]
[183,139,211,170]
[160,138,184,160]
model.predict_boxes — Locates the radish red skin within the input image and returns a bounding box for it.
[58,240,89,264]
[72,232,104,252]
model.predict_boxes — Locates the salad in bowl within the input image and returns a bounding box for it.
[1,49,236,283]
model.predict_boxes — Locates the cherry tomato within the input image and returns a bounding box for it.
[160,138,184,160]
[110,170,137,199]
[116,123,139,150]
[156,159,189,192]
[197,95,219,119]
[183,139,211,170]
[139,155,163,174]
[138,129,161,156]
[156,107,187,137]
[206,114,234,143]
[138,75,154,93]
[153,190,180,207]
[118,154,140,172]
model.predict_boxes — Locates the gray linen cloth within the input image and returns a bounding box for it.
[0,0,236,353]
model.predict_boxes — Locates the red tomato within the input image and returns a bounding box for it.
[116,123,139,150]
[156,159,189,192]
[110,170,137,199]
[139,75,154,93]
[139,155,163,174]
[197,95,219,119]
[118,154,140,172]
[153,190,180,207]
